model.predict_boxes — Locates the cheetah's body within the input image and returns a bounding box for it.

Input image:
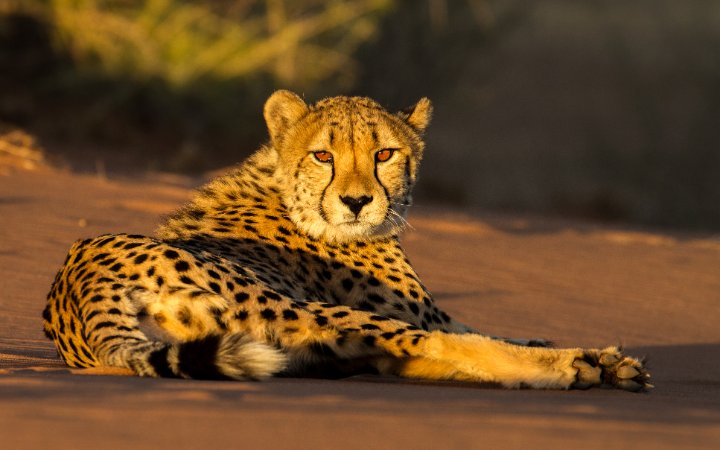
[43,91,650,390]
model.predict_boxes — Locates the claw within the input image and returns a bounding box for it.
[616,379,643,392]
[616,365,640,379]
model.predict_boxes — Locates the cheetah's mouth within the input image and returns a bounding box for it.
[333,215,386,232]
[336,218,369,227]
[336,214,400,235]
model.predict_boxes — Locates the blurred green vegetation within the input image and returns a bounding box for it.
[46,0,389,88]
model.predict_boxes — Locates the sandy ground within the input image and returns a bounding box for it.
[1,163,719,449]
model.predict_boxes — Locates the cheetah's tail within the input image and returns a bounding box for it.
[110,333,288,380]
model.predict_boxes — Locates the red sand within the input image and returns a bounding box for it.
[1,165,719,449]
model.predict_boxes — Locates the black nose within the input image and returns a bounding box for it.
[340,195,373,216]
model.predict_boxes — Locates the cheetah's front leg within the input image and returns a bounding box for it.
[217,295,650,390]
[399,333,651,391]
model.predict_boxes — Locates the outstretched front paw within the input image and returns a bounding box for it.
[572,346,651,392]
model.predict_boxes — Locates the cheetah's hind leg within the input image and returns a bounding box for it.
[92,286,287,380]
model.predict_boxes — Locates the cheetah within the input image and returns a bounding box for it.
[42,90,651,391]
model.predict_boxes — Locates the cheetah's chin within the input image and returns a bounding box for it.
[298,216,403,244]
[326,219,404,243]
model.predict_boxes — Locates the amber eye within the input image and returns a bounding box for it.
[313,151,333,163]
[375,149,395,163]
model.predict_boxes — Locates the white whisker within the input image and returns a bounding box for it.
[387,206,413,231]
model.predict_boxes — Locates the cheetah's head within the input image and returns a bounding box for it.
[264,90,432,244]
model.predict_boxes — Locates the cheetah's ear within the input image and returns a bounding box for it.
[398,97,433,134]
[264,90,309,144]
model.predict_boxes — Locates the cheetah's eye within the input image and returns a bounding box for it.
[313,151,333,163]
[375,149,395,163]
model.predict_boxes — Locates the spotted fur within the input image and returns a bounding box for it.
[42,91,650,390]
